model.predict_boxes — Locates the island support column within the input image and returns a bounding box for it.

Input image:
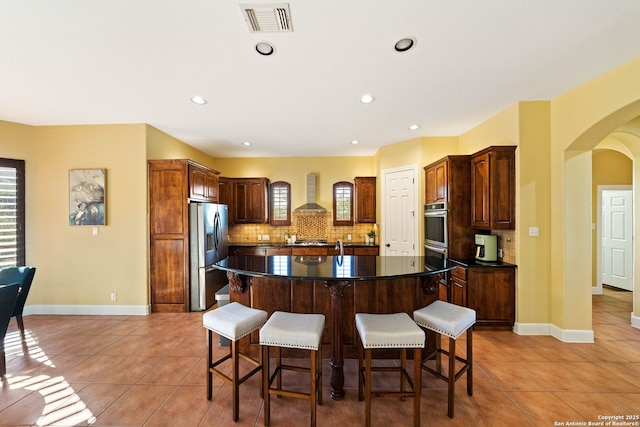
[323,279,351,400]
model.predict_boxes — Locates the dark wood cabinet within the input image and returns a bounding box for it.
[424,159,448,204]
[471,146,516,230]
[448,260,516,329]
[148,159,220,312]
[449,266,467,307]
[424,155,475,260]
[228,178,269,224]
[188,163,219,202]
[354,176,376,223]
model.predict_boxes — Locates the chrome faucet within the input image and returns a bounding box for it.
[335,239,344,257]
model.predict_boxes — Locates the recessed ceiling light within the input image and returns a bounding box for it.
[255,42,275,56]
[191,96,207,105]
[351,140,359,145]
[360,94,374,104]
[242,141,251,146]
[409,124,420,130]
[394,37,416,52]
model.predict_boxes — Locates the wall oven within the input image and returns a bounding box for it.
[424,202,447,248]
[424,244,447,270]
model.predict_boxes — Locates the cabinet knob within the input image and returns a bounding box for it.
[385,243,390,247]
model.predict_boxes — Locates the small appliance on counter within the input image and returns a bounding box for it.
[475,234,497,262]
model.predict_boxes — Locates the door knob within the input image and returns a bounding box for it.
[386,243,390,247]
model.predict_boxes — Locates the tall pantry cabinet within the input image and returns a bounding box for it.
[148,159,220,312]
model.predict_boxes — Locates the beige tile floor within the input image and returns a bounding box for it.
[1,287,639,426]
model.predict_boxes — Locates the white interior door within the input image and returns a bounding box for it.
[599,186,633,291]
[383,166,417,256]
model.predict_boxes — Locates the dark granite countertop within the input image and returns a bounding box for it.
[448,258,517,268]
[214,255,450,281]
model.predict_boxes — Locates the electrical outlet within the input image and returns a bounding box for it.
[257,235,262,241]
[110,293,117,302]
[263,234,270,240]
[347,234,352,241]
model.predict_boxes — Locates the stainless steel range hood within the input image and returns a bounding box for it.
[294,174,327,212]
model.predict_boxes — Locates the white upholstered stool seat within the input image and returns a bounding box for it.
[203,302,268,422]
[355,313,425,427]
[413,300,476,418]
[260,311,325,427]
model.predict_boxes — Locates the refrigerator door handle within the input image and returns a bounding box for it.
[213,211,221,251]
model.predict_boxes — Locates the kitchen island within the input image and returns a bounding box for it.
[212,255,449,400]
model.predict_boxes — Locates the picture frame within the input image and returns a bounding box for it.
[69,168,106,226]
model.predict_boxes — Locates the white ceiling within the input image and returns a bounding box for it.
[2,1,640,158]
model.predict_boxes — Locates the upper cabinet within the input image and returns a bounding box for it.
[470,146,516,230]
[424,158,448,204]
[188,163,220,202]
[230,177,270,224]
[354,176,376,223]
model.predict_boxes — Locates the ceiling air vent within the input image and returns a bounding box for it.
[240,3,293,33]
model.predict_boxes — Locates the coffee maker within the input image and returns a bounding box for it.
[475,234,497,262]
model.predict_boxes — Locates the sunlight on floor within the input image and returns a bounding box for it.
[4,330,96,426]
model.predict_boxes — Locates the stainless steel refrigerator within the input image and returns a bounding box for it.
[189,202,228,311]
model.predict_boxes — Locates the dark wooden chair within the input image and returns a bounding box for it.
[0,267,36,340]
[1,282,22,377]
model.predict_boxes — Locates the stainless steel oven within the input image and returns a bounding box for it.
[424,202,447,248]
[424,244,447,270]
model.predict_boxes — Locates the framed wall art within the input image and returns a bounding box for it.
[69,168,106,226]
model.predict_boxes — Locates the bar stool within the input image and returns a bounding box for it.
[203,302,268,422]
[413,300,476,418]
[260,311,325,427]
[355,312,425,427]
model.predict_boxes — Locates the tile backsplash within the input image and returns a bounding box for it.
[229,211,377,243]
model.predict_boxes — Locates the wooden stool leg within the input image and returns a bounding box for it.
[467,328,473,396]
[262,345,270,426]
[310,349,317,427]
[231,339,240,422]
[413,348,421,427]
[400,348,407,401]
[317,346,323,405]
[365,348,372,427]
[358,336,364,401]
[207,330,213,400]
[435,333,442,373]
[448,337,456,418]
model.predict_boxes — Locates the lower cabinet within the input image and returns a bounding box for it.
[448,260,516,329]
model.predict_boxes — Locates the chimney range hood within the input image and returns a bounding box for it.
[294,174,327,212]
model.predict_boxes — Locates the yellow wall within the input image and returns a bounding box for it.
[23,124,148,308]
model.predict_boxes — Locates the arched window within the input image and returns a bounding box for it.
[270,181,291,226]
[333,181,353,226]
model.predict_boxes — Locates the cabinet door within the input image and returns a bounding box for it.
[219,177,233,222]
[150,238,188,309]
[424,160,448,203]
[450,276,467,307]
[234,178,269,223]
[470,153,490,229]
[491,148,516,229]
[355,177,376,223]
[467,267,515,327]
[205,171,219,202]
[189,164,207,201]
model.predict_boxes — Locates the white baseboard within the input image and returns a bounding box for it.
[513,322,594,343]
[632,313,640,329]
[23,304,150,316]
